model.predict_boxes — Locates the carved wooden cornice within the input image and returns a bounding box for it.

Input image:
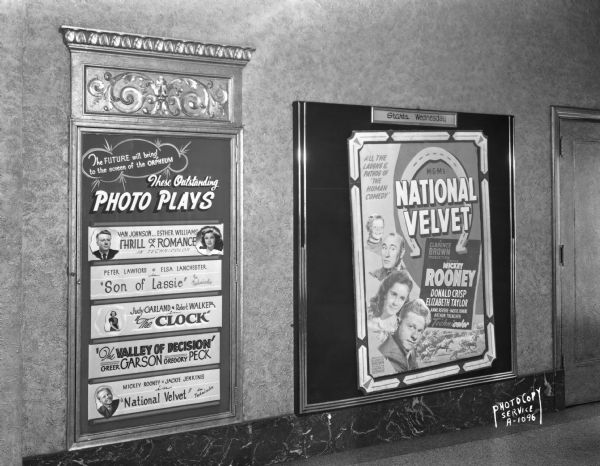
[60,26,254,63]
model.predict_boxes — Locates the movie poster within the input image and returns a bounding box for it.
[80,131,232,425]
[349,131,496,392]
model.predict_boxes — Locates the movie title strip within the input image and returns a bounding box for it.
[89,333,220,378]
[91,296,223,339]
[91,188,217,213]
[90,260,221,300]
[88,224,224,261]
[88,369,220,420]
[372,107,457,127]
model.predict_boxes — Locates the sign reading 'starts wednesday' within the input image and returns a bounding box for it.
[348,131,495,393]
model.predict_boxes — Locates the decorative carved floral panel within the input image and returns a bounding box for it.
[85,66,231,120]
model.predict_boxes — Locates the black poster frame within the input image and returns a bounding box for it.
[293,101,516,414]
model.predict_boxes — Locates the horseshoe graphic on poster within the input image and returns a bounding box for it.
[396,146,471,257]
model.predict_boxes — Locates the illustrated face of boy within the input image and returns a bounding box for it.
[383,283,410,318]
[397,311,426,353]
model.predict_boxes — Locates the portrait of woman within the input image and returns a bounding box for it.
[108,310,119,331]
[196,226,224,255]
[367,270,413,344]
[102,308,122,333]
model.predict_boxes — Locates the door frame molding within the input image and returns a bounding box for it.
[552,106,600,373]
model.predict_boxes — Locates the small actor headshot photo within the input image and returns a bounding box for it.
[95,386,120,419]
[365,214,385,255]
[196,226,224,256]
[105,309,120,332]
[91,229,119,261]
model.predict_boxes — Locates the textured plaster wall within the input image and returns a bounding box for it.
[0,2,24,465]
[5,0,600,457]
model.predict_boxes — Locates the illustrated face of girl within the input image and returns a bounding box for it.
[383,282,410,317]
[204,232,215,250]
[370,218,384,241]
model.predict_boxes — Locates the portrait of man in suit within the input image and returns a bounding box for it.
[92,229,119,260]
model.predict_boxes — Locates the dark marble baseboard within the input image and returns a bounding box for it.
[24,370,563,465]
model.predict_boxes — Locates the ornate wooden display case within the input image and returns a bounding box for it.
[62,26,253,449]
